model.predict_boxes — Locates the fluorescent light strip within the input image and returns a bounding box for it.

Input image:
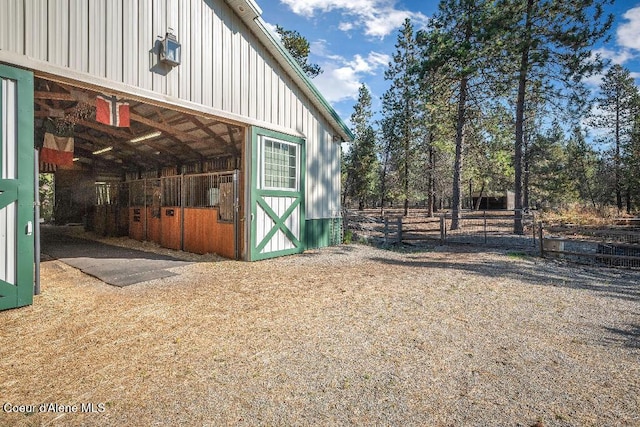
[92,146,113,155]
[129,131,162,143]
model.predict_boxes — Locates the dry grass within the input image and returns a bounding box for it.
[1,241,639,426]
[538,204,637,227]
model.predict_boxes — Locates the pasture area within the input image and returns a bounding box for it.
[1,241,639,426]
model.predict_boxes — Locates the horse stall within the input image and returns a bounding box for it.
[95,168,239,258]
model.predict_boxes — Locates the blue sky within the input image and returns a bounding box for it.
[259,0,640,128]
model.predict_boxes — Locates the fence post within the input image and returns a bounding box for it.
[539,222,544,257]
[483,210,487,244]
[384,217,389,245]
[532,213,536,247]
[440,215,445,244]
[342,210,348,243]
[397,217,402,243]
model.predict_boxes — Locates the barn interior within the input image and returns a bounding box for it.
[34,76,245,259]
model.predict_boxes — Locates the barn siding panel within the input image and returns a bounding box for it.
[0,1,24,53]
[24,1,48,61]
[48,0,69,68]
[122,0,139,86]
[106,0,123,82]
[88,0,107,77]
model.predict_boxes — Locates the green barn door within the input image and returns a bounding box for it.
[250,128,305,261]
[0,65,34,310]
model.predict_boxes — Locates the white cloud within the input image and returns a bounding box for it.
[312,51,390,103]
[263,21,279,38]
[617,6,640,51]
[592,47,634,65]
[279,0,429,38]
[338,22,354,32]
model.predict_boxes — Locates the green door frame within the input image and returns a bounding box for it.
[249,127,305,261]
[0,64,35,310]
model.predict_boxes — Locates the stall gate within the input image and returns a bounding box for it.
[0,65,34,311]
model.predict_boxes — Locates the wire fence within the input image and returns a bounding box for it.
[540,223,640,269]
[344,209,537,250]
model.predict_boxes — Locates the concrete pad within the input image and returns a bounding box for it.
[41,227,192,287]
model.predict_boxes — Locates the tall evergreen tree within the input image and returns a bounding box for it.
[500,0,613,232]
[591,64,639,213]
[344,84,379,210]
[418,0,506,228]
[528,123,577,207]
[566,126,599,208]
[381,19,422,216]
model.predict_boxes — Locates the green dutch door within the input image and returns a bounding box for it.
[250,128,305,261]
[0,64,35,310]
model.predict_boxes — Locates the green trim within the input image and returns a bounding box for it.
[305,218,343,249]
[249,126,306,261]
[255,197,301,253]
[0,180,18,206]
[253,19,355,142]
[0,64,34,310]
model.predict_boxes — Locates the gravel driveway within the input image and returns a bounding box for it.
[1,241,638,426]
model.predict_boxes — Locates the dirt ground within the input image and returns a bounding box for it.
[1,240,639,426]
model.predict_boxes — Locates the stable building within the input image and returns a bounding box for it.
[0,0,352,310]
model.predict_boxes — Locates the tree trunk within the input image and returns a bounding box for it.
[380,144,390,216]
[523,127,530,209]
[615,99,623,213]
[474,181,486,210]
[427,144,435,217]
[404,152,409,217]
[513,0,534,235]
[451,76,468,230]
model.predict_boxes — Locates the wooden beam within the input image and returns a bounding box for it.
[130,112,199,142]
[187,116,240,156]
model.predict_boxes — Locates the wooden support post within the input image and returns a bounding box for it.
[539,223,544,257]
[384,217,389,245]
[440,215,445,244]
[483,210,487,244]
[397,217,402,243]
[532,213,536,247]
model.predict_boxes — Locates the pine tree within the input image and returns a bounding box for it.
[528,123,577,207]
[381,19,422,216]
[418,0,506,228]
[591,64,639,213]
[276,25,323,78]
[566,126,599,208]
[344,84,379,210]
[500,0,613,232]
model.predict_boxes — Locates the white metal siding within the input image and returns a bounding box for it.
[0,1,24,53]
[0,0,342,220]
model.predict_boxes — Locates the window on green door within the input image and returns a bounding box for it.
[262,137,298,190]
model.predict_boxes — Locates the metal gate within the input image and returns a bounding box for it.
[0,65,34,311]
[250,129,305,261]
